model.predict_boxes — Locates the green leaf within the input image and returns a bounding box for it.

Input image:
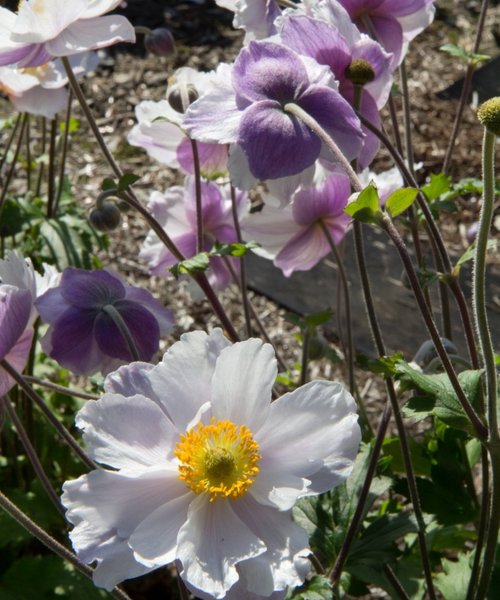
[422,173,452,201]
[383,437,432,477]
[344,183,381,223]
[211,240,259,257]
[440,43,490,65]
[356,352,404,377]
[435,552,473,600]
[117,172,141,191]
[101,178,116,191]
[169,252,210,278]
[287,575,333,599]
[455,239,499,271]
[397,361,483,435]
[59,117,80,134]
[385,187,418,217]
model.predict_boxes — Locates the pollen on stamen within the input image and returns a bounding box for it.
[175,419,261,501]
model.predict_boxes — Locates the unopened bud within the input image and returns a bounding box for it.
[345,59,376,86]
[144,28,176,57]
[477,97,500,136]
[89,201,121,232]
[167,83,199,113]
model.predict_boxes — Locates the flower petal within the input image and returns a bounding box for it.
[45,16,135,57]
[76,393,179,469]
[0,288,32,361]
[177,494,266,598]
[211,338,276,431]
[275,225,329,276]
[255,380,360,497]
[147,329,231,432]
[0,326,34,396]
[12,0,87,43]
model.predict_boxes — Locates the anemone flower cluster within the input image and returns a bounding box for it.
[0,0,135,68]
[62,329,361,598]
[36,268,174,376]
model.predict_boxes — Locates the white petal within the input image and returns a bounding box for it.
[81,0,124,19]
[233,495,310,595]
[104,361,155,395]
[211,338,276,431]
[147,329,231,433]
[45,15,135,56]
[76,393,178,469]
[249,469,307,511]
[241,203,300,259]
[177,495,266,598]
[12,0,87,43]
[255,380,360,495]
[129,492,192,567]
[12,86,68,119]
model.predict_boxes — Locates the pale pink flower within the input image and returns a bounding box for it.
[62,329,361,597]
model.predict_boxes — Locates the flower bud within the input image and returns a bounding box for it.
[167,83,199,114]
[89,201,121,232]
[412,338,457,369]
[477,97,500,136]
[345,59,376,86]
[144,27,176,57]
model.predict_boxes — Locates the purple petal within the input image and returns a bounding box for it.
[275,227,330,276]
[0,327,34,396]
[94,301,160,362]
[47,307,100,374]
[298,86,364,162]
[280,15,352,78]
[0,289,32,360]
[239,100,320,180]
[293,172,351,225]
[59,268,125,308]
[176,139,228,176]
[232,41,309,107]
[0,43,50,67]
[184,178,225,229]
[379,0,432,17]
[361,14,403,63]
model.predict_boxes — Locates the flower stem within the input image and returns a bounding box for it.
[0,113,21,174]
[2,395,65,516]
[0,113,27,216]
[190,139,204,254]
[55,89,73,214]
[0,490,133,600]
[102,304,141,362]
[22,375,99,400]
[46,117,58,218]
[0,360,96,470]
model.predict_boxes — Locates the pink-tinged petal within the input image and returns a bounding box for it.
[352,36,394,109]
[211,338,276,431]
[379,0,432,17]
[239,100,321,180]
[242,206,300,260]
[76,393,179,469]
[275,225,329,276]
[398,2,435,42]
[293,172,351,225]
[129,492,192,567]
[11,86,68,118]
[147,329,231,433]
[0,289,32,360]
[104,361,155,395]
[177,139,228,177]
[256,380,360,494]
[128,113,183,168]
[280,15,352,77]
[365,15,403,66]
[177,495,266,599]
[207,256,234,291]
[233,496,309,594]
[0,326,34,396]
[0,43,48,68]
[184,177,225,229]
[299,86,364,162]
[45,16,135,57]
[12,0,87,43]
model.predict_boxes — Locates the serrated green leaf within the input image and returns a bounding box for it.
[356,352,404,377]
[385,187,418,217]
[169,252,210,278]
[287,575,333,599]
[422,173,452,201]
[211,241,260,257]
[117,172,141,191]
[345,183,381,223]
[440,44,490,65]
[101,178,116,191]
[397,362,483,435]
[435,552,473,600]
[383,437,432,477]
[455,239,499,269]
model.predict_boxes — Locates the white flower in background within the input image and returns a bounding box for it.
[0,0,134,68]
[0,53,98,119]
[358,165,404,204]
[62,329,361,598]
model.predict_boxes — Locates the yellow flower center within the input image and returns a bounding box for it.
[175,419,261,502]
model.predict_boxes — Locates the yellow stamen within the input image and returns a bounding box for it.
[175,419,261,502]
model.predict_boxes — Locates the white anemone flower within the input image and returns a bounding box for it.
[0,0,135,68]
[62,329,361,598]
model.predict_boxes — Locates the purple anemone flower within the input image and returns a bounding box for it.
[242,171,351,276]
[184,41,364,182]
[36,268,174,376]
[333,0,435,66]
[280,12,394,169]
[140,176,249,292]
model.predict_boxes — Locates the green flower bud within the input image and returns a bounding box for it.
[477,97,500,136]
[344,59,376,86]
